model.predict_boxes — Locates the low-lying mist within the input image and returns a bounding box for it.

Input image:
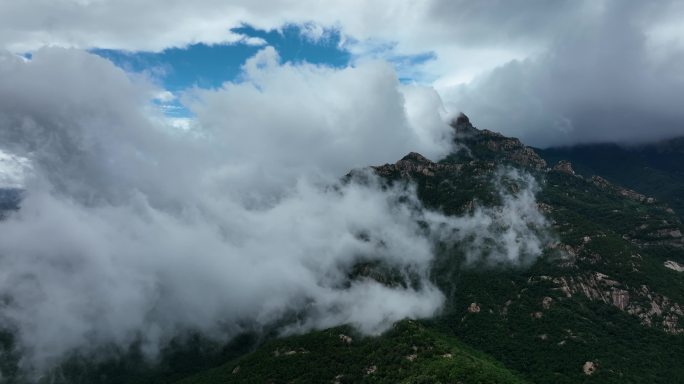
[0,47,551,374]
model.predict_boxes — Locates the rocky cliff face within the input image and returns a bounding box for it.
[529,272,684,334]
[448,113,547,171]
[373,152,463,180]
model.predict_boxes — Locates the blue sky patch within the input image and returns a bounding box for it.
[92,24,435,117]
[92,24,350,93]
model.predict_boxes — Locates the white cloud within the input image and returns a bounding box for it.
[0,150,30,188]
[0,175,448,370]
[0,47,550,375]
[153,90,176,103]
[186,46,454,199]
[3,1,683,146]
[426,169,551,266]
[241,36,268,46]
[0,1,595,88]
[165,117,194,131]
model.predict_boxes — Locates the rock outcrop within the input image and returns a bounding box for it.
[531,273,684,334]
[591,175,655,204]
[449,113,547,170]
[338,334,353,344]
[552,160,576,175]
[583,361,597,375]
[372,152,463,180]
[664,260,684,272]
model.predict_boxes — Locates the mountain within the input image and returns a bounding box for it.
[176,322,530,384]
[536,137,684,221]
[175,115,684,384]
[2,116,684,383]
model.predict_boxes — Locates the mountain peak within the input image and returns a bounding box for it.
[443,114,547,171]
[552,160,575,175]
[455,112,470,125]
[450,112,479,136]
[400,152,431,163]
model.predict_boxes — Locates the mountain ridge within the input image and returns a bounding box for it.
[2,116,684,383]
[174,116,684,383]
[537,136,684,221]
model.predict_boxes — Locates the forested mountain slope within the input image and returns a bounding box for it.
[2,116,683,383]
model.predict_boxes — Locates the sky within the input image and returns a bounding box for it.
[0,0,681,374]
[1,1,683,145]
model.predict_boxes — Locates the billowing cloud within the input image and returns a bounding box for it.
[0,47,549,375]
[0,174,448,371]
[186,46,453,199]
[0,1,593,90]
[0,1,568,52]
[427,169,551,266]
[3,1,684,146]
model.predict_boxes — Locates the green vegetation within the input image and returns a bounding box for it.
[177,321,529,384]
[537,138,684,221]
[170,133,684,384]
[3,129,684,384]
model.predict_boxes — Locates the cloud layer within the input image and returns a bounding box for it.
[0,47,551,375]
[444,1,684,146]
[187,46,453,199]
[3,1,683,146]
[0,174,447,370]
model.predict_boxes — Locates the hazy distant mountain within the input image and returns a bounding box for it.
[537,137,684,221]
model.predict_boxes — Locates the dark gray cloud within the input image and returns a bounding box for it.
[426,0,579,47]
[444,0,684,146]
